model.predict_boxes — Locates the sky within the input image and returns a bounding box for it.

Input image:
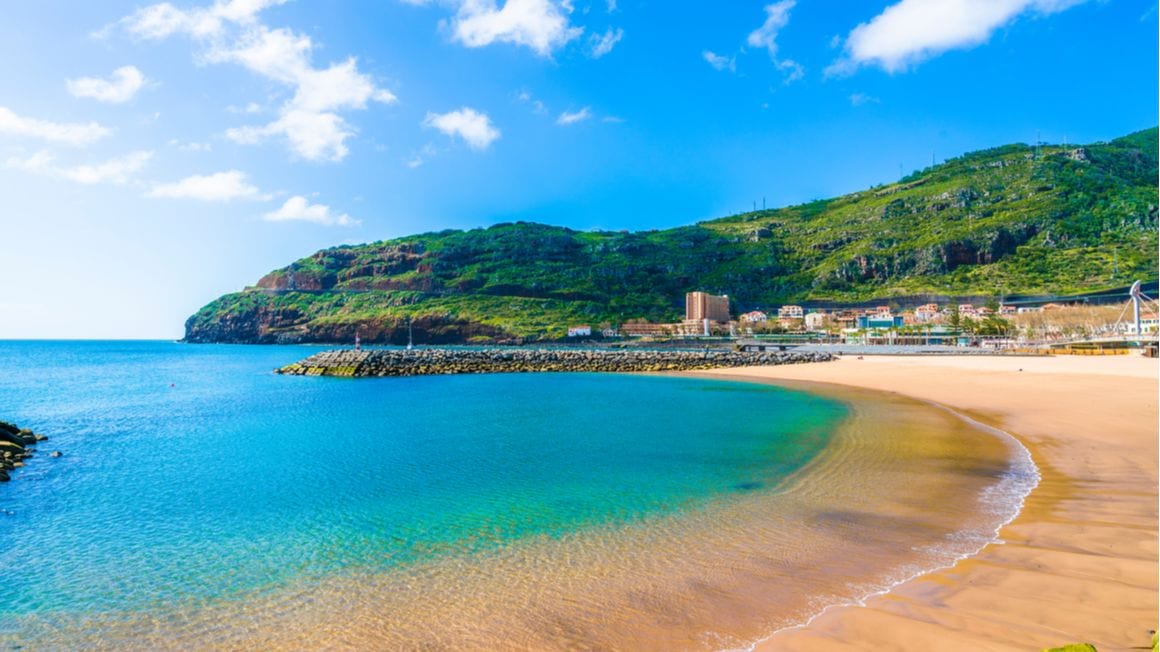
[0,0,1156,339]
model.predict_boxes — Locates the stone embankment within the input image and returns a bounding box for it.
[0,420,51,483]
[276,348,834,377]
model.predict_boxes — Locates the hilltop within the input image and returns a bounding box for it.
[185,128,1158,343]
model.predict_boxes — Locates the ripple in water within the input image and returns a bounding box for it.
[0,343,1035,650]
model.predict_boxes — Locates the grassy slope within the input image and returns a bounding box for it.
[186,128,1158,342]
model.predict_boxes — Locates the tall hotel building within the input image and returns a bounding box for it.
[685,292,731,323]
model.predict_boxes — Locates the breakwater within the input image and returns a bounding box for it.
[0,420,50,483]
[276,348,835,377]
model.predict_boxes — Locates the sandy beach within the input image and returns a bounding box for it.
[698,354,1158,651]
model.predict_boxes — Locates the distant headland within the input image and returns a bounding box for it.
[185,128,1158,345]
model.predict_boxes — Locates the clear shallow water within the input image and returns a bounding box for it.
[0,342,846,629]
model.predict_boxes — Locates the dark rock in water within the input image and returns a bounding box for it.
[49,451,62,458]
[733,481,764,492]
[0,420,49,485]
[0,440,24,455]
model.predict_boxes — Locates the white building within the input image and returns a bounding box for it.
[804,311,829,331]
[567,326,592,337]
[777,305,804,319]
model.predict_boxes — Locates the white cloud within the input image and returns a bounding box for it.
[745,1,802,82]
[449,0,583,57]
[169,139,213,152]
[702,50,735,72]
[588,27,622,58]
[208,26,397,161]
[263,195,357,226]
[423,108,500,150]
[148,170,268,201]
[405,142,439,168]
[828,0,1089,75]
[747,0,795,58]
[0,107,110,146]
[5,150,153,185]
[777,58,804,83]
[227,101,263,114]
[605,0,617,11]
[122,0,286,40]
[515,89,548,114]
[556,107,592,125]
[66,66,147,103]
[849,92,880,106]
[118,2,394,162]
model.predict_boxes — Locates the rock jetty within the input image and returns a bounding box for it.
[276,348,834,378]
[0,420,47,483]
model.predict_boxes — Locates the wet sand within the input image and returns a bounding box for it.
[700,354,1158,651]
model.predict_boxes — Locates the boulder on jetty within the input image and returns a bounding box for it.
[0,420,49,483]
[276,348,834,378]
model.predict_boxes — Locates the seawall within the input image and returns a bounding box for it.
[276,348,835,377]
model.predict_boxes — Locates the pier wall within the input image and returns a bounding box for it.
[277,348,834,377]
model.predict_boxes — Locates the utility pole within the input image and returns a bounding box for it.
[1131,280,1142,336]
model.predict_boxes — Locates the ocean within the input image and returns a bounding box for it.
[0,341,1034,650]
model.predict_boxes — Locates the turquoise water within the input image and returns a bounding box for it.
[0,341,845,626]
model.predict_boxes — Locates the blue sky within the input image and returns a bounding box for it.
[0,0,1156,338]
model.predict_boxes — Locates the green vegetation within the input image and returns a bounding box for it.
[186,128,1159,343]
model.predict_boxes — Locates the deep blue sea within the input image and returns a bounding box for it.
[0,341,846,633]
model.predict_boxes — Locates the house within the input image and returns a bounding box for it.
[739,310,768,323]
[804,311,829,331]
[914,303,941,322]
[567,326,592,338]
[777,305,804,319]
[833,310,859,329]
[621,321,676,337]
[857,313,904,330]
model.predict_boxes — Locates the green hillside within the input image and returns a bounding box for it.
[185,128,1158,343]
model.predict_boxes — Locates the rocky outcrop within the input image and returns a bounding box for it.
[277,348,835,378]
[0,420,49,483]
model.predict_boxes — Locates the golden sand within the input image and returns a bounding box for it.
[699,354,1159,651]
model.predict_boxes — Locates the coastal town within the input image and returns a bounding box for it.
[565,286,1159,353]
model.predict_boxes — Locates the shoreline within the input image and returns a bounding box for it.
[0,361,1034,650]
[696,355,1158,651]
[754,391,1042,649]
